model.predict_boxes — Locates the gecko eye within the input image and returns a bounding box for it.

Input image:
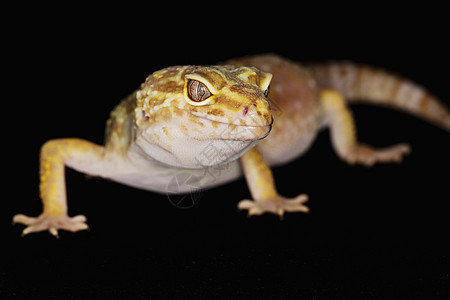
[187,79,212,102]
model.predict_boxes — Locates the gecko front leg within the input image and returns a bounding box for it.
[238,147,309,217]
[13,138,105,237]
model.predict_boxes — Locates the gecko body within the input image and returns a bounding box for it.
[14,54,450,237]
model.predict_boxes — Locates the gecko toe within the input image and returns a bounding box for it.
[13,214,38,226]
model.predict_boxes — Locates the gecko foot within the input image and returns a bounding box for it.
[238,194,309,218]
[13,213,89,238]
[346,143,411,167]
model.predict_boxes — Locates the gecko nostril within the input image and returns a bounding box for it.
[142,109,149,121]
[242,106,249,117]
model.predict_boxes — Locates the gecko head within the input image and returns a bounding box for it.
[134,65,273,168]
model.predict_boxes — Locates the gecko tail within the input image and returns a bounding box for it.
[306,62,450,131]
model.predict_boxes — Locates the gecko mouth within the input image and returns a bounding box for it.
[189,112,273,141]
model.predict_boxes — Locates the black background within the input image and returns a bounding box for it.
[2,4,449,299]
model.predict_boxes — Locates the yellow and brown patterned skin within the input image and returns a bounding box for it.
[13,54,450,236]
[13,65,275,237]
[229,54,449,167]
[228,55,321,166]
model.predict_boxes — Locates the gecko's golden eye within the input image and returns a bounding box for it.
[187,79,212,102]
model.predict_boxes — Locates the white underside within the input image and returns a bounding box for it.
[71,119,322,195]
[89,142,244,195]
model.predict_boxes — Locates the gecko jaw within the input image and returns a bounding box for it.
[188,111,272,141]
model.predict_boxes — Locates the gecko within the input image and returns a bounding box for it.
[13,54,450,237]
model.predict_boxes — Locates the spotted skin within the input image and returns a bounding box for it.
[13,54,450,237]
